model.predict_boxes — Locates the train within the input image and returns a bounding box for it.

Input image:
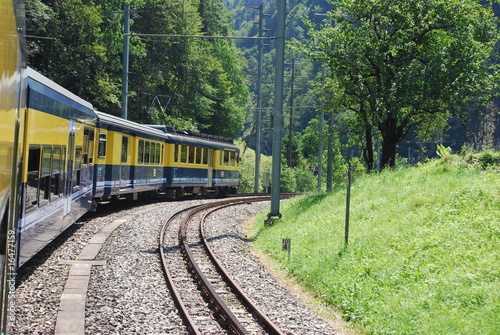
[0,0,240,332]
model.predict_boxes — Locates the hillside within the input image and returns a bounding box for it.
[250,157,499,334]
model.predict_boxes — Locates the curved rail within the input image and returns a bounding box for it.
[200,200,285,335]
[158,204,202,335]
[159,196,291,335]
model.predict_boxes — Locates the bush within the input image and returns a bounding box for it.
[477,150,500,169]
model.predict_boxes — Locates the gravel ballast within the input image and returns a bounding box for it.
[13,199,345,334]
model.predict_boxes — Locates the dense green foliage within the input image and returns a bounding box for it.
[306,0,500,169]
[225,0,333,158]
[251,156,499,334]
[26,0,248,137]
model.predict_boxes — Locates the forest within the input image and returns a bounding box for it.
[26,0,248,138]
[26,0,500,191]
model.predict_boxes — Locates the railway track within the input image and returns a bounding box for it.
[159,196,286,335]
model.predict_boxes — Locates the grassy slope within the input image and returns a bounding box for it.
[250,160,499,334]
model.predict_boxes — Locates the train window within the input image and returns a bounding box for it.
[87,129,94,164]
[235,152,240,166]
[196,147,202,164]
[188,146,195,164]
[160,144,164,165]
[83,128,94,165]
[41,147,51,177]
[202,148,208,165]
[138,140,145,164]
[40,147,52,202]
[229,151,235,166]
[150,142,155,165]
[83,129,88,164]
[224,151,230,166]
[74,147,82,190]
[155,143,161,165]
[51,146,63,198]
[180,145,187,163]
[145,141,151,164]
[74,147,82,170]
[26,146,41,210]
[98,133,106,158]
[174,144,179,163]
[121,136,128,163]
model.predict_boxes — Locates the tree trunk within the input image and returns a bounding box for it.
[381,139,397,168]
[363,127,374,171]
[379,117,406,169]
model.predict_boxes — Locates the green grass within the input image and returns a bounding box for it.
[237,140,273,193]
[250,159,500,334]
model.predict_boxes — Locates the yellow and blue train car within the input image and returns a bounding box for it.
[93,113,240,201]
[165,131,239,198]
[0,0,24,331]
[94,111,167,200]
[19,68,97,266]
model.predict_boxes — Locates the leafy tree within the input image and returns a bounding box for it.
[307,0,500,168]
[130,0,247,137]
[26,0,125,111]
[26,0,247,138]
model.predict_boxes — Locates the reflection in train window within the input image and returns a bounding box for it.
[26,146,41,210]
[138,140,144,164]
[188,146,195,164]
[202,148,208,165]
[121,136,128,163]
[180,145,187,163]
[155,143,161,164]
[145,141,151,164]
[40,147,52,203]
[196,147,202,164]
[174,144,179,163]
[83,127,94,165]
[74,147,82,190]
[160,144,164,165]
[229,151,236,166]
[98,133,106,158]
[51,146,64,198]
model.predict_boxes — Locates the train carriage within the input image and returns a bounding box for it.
[94,112,240,201]
[18,68,97,266]
[93,111,167,201]
[165,132,240,198]
[0,0,24,331]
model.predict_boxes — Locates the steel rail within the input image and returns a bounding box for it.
[179,200,253,335]
[160,195,294,334]
[159,204,203,335]
[200,199,286,335]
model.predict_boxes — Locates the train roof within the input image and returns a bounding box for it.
[166,132,240,151]
[95,111,240,151]
[26,67,95,114]
[96,111,168,139]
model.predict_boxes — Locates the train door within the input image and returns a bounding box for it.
[64,119,76,216]
[207,149,214,187]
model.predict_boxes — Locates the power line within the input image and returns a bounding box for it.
[129,33,274,40]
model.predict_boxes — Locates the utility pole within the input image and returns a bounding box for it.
[253,4,268,193]
[268,0,286,220]
[287,58,295,167]
[318,110,324,192]
[121,6,130,120]
[327,113,333,191]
